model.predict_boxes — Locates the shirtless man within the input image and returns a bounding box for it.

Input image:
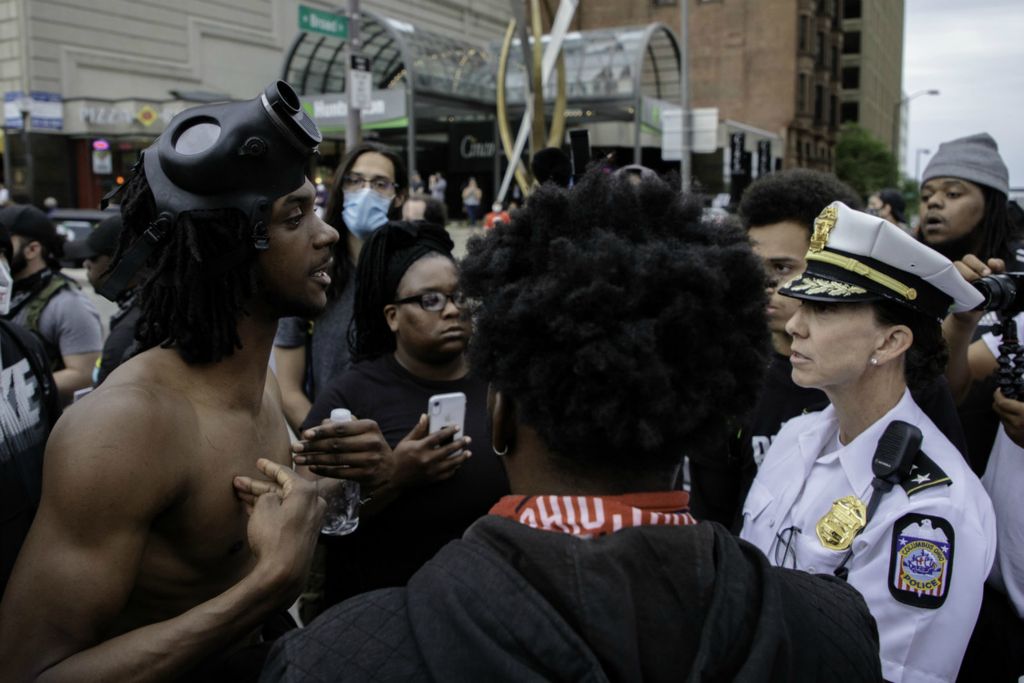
[0,82,338,680]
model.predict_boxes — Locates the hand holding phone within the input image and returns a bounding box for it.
[428,392,466,457]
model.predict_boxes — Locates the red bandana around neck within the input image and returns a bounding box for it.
[489,491,696,539]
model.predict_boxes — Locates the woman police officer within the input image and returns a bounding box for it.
[740,202,996,683]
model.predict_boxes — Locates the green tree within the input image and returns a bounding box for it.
[900,175,921,220]
[834,124,899,199]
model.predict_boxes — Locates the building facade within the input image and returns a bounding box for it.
[573,0,850,194]
[0,0,509,207]
[838,0,905,158]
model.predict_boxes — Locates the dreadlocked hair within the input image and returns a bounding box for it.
[974,185,1019,265]
[460,169,772,475]
[116,167,259,364]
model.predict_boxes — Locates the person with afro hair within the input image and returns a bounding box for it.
[688,169,965,529]
[261,170,882,682]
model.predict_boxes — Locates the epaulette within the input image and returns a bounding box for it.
[900,450,951,496]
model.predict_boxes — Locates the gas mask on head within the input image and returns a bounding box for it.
[98,80,322,301]
[343,188,392,240]
[0,255,13,316]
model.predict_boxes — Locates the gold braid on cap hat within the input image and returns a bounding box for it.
[806,205,918,302]
[805,251,918,301]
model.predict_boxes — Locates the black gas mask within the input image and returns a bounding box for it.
[98,80,322,301]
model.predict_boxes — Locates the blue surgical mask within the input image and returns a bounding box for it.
[343,187,391,240]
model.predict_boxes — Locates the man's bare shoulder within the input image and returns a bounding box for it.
[48,348,200,496]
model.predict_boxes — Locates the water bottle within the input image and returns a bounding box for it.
[320,408,361,536]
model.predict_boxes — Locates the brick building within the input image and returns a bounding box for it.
[572,0,904,175]
[837,0,906,159]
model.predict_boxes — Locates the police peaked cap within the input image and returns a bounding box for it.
[780,202,983,322]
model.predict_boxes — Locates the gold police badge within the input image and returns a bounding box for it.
[816,495,867,551]
[809,205,839,253]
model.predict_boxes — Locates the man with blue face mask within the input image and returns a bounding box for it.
[0,218,61,597]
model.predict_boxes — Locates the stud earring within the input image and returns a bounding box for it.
[870,357,879,366]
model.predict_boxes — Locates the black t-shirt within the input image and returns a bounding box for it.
[0,318,61,595]
[304,354,509,606]
[689,352,968,531]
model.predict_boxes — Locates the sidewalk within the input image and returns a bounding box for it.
[446,222,487,258]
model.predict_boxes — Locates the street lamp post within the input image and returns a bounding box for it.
[679,0,691,193]
[19,98,33,204]
[891,89,939,168]
[915,148,931,184]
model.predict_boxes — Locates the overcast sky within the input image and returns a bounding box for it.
[903,0,1024,189]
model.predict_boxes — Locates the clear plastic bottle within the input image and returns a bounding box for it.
[319,408,361,536]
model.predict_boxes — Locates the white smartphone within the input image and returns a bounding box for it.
[428,392,466,456]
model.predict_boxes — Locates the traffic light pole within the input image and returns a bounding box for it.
[346,0,362,149]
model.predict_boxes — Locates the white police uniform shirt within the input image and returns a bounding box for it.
[740,389,995,683]
[982,317,1024,619]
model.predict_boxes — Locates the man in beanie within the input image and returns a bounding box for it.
[0,217,61,599]
[916,133,1024,474]
[919,133,1018,267]
[64,211,143,385]
[1,204,102,403]
[0,82,333,681]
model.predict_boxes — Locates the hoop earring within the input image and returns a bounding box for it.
[492,443,509,456]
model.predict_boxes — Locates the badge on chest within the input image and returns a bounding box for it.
[815,495,867,551]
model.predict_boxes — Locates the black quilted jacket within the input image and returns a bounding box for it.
[261,517,882,682]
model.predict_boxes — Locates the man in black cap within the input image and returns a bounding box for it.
[0,82,334,681]
[0,217,61,600]
[2,204,102,403]
[64,211,143,385]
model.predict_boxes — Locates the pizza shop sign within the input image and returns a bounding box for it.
[66,100,189,134]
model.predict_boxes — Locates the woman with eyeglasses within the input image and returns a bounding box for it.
[274,142,408,431]
[740,202,996,683]
[294,220,508,611]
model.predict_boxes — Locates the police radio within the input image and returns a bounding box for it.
[833,420,922,580]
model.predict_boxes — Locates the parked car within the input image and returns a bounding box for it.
[52,208,117,267]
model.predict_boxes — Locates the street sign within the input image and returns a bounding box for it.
[298,5,348,39]
[661,106,719,160]
[350,55,373,111]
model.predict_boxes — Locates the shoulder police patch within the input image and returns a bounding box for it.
[888,513,954,609]
[900,451,951,497]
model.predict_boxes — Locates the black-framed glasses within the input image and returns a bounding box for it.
[342,174,397,196]
[772,526,801,569]
[394,290,467,312]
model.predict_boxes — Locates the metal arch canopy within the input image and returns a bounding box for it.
[281,8,500,176]
[280,13,683,167]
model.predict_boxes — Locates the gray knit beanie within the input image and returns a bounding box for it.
[921,132,1009,195]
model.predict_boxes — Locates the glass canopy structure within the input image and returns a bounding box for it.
[281,9,683,175]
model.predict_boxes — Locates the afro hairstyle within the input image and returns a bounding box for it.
[459,169,772,474]
[739,169,863,234]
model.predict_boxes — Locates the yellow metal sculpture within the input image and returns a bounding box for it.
[495,0,568,198]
